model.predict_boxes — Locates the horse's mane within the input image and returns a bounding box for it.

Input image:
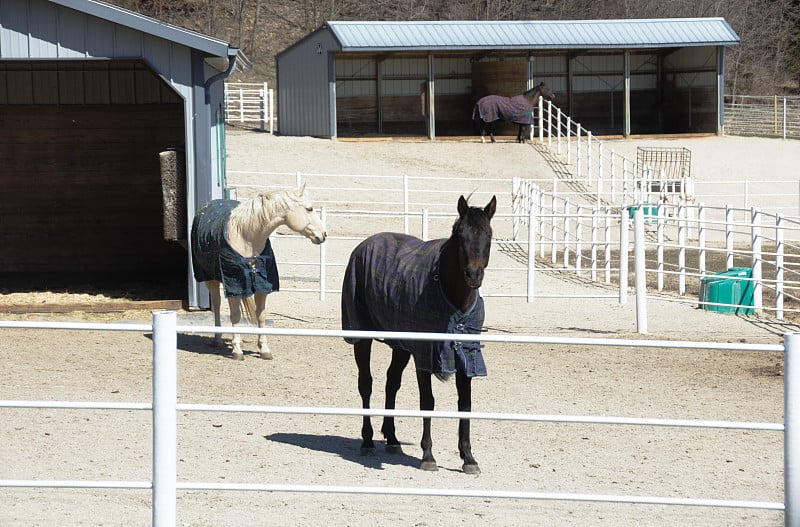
[228,189,293,240]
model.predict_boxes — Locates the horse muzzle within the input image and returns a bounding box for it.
[464,267,484,289]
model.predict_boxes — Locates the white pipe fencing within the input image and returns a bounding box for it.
[0,314,793,525]
[535,101,800,215]
[224,82,274,133]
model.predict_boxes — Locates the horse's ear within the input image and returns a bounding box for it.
[457,195,469,216]
[484,195,497,220]
[297,182,307,195]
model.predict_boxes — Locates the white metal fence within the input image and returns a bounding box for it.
[532,98,800,215]
[724,95,800,140]
[228,171,800,322]
[0,313,793,525]
[224,82,274,133]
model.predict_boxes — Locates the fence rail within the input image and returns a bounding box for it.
[0,314,793,525]
[724,95,800,140]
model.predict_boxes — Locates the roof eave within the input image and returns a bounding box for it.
[48,0,235,58]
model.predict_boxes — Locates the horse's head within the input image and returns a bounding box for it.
[283,183,327,244]
[525,82,556,104]
[452,195,497,289]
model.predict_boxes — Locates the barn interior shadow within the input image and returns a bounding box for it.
[265,432,418,470]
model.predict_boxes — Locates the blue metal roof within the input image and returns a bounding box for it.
[326,18,740,52]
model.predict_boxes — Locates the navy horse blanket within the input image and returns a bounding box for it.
[342,232,486,377]
[191,199,279,298]
[472,94,534,125]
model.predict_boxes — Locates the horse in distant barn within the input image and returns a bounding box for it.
[191,185,327,360]
[472,82,555,143]
[342,194,497,474]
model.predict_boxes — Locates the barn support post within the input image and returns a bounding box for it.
[716,46,725,136]
[785,332,800,527]
[427,54,436,141]
[152,310,177,527]
[624,51,631,137]
[633,206,648,334]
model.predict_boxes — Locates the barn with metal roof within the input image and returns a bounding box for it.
[276,18,740,139]
[0,0,238,309]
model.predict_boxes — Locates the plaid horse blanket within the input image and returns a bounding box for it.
[472,94,534,125]
[190,199,279,298]
[341,233,486,377]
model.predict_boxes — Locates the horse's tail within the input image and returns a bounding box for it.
[237,296,258,326]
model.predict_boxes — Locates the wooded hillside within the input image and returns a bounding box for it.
[109,0,800,95]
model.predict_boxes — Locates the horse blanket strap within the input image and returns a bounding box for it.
[191,199,280,298]
[341,232,487,378]
[473,94,534,125]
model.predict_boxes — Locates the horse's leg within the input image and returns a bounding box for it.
[456,370,480,474]
[488,123,496,143]
[354,339,375,454]
[207,281,224,348]
[480,123,487,144]
[228,298,245,360]
[254,292,272,359]
[415,370,437,471]
[382,348,410,453]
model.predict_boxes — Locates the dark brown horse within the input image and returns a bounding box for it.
[472,82,555,143]
[341,195,496,474]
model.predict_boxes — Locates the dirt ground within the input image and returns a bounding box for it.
[2,131,799,526]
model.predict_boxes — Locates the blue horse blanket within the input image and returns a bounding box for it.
[473,94,534,125]
[341,233,486,377]
[191,199,279,298]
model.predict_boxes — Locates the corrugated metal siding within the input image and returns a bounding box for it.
[327,18,739,51]
[277,28,339,137]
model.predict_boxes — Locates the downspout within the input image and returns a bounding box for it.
[204,49,238,104]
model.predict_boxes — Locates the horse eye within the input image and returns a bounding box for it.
[306,207,313,212]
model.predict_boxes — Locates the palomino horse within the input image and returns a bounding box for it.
[191,185,326,360]
[342,195,496,474]
[472,82,556,143]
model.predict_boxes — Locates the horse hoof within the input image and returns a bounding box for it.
[462,463,481,475]
[420,460,438,471]
[259,351,273,360]
[385,443,403,454]
[231,352,245,361]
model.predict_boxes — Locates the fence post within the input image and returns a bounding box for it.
[152,310,177,527]
[575,205,583,274]
[698,203,707,278]
[319,208,327,301]
[619,208,629,305]
[634,206,648,334]
[752,207,763,312]
[512,177,521,240]
[726,205,734,270]
[678,204,686,296]
[527,204,536,303]
[538,96,544,143]
[785,332,800,527]
[656,204,664,291]
[777,213,785,320]
[259,88,265,132]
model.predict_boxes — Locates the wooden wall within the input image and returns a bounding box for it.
[0,104,186,286]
